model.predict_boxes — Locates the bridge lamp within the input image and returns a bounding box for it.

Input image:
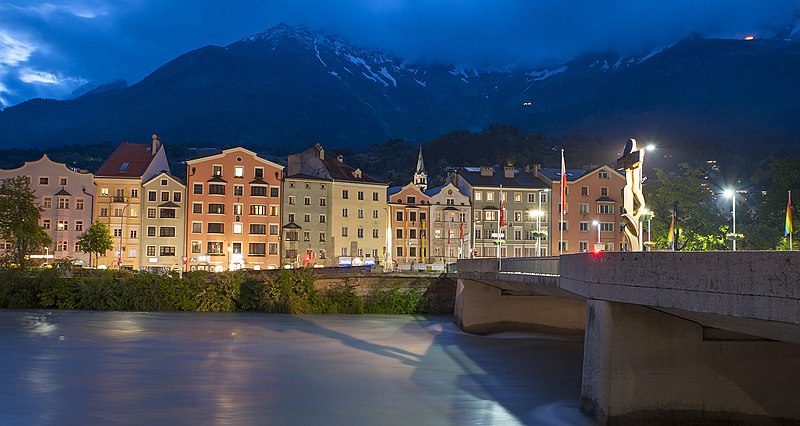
[640,208,654,250]
[592,220,601,251]
[529,210,544,257]
[723,189,737,251]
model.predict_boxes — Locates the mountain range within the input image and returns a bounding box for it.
[0,23,798,159]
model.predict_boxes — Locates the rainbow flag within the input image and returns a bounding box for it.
[786,191,793,237]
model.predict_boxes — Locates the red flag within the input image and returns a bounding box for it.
[499,198,505,228]
[560,149,567,213]
[459,220,465,240]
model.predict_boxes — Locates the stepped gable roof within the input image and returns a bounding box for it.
[456,166,548,189]
[320,155,383,184]
[95,142,156,178]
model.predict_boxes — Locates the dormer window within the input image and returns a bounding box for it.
[119,162,129,172]
[353,168,362,179]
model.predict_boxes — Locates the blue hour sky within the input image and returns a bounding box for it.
[0,0,797,107]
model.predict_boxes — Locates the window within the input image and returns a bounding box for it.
[598,204,614,214]
[57,220,68,231]
[373,229,379,238]
[580,204,589,214]
[250,205,266,215]
[111,228,122,237]
[233,223,243,234]
[147,208,157,218]
[396,247,403,257]
[130,230,137,239]
[130,188,138,198]
[342,227,348,237]
[373,192,379,201]
[373,210,379,219]
[599,171,609,179]
[234,166,244,177]
[514,211,522,222]
[192,203,202,214]
[232,242,242,254]
[299,196,308,206]
[250,186,267,196]
[580,241,589,252]
[207,223,224,234]
[159,227,176,237]
[396,229,403,239]
[319,214,326,223]
[580,221,589,232]
[233,204,243,215]
[358,191,364,200]
[147,227,156,237]
[600,222,614,232]
[319,197,327,206]
[207,241,224,255]
[514,193,522,202]
[208,184,225,195]
[192,222,202,233]
[234,185,243,196]
[76,198,84,210]
[268,243,278,255]
[160,246,176,257]
[250,224,266,234]
[160,179,168,186]
[269,224,278,235]
[191,241,201,253]
[57,198,69,209]
[601,187,609,197]
[409,247,417,257]
[581,186,589,196]
[147,246,156,257]
[475,192,482,201]
[357,209,363,219]
[357,228,364,238]
[303,231,310,242]
[212,165,222,176]
[254,167,264,178]
[409,229,417,239]
[559,221,568,231]
[484,210,497,221]
[528,193,536,203]
[396,211,403,221]
[42,197,52,209]
[147,191,157,202]
[270,206,278,216]
[319,232,326,242]
[173,192,181,203]
[342,190,349,199]
[208,204,225,214]
[342,208,348,217]
[540,192,548,203]
[288,196,296,205]
[319,249,327,259]
[99,208,108,217]
[39,177,49,185]
[100,187,108,196]
[304,214,310,223]
[75,221,83,232]
[410,212,417,221]
[270,187,279,197]
[193,184,203,194]
[160,208,176,218]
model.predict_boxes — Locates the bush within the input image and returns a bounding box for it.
[322,279,364,314]
[364,283,426,314]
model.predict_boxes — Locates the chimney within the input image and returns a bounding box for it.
[504,166,514,179]
[532,163,541,178]
[480,166,493,177]
[151,134,161,154]
[337,154,344,163]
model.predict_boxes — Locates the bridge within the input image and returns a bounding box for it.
[456,252,800,424]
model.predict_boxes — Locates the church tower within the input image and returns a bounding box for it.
[413,146,427,191]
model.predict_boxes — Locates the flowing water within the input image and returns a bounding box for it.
[0,311,594,425]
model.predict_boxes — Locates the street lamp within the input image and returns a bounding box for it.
[592,220,600,251]
[724,189,737,251]
[529,209,544,257]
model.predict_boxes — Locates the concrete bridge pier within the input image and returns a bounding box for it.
[581,299,800,424]
[454,278,585,334]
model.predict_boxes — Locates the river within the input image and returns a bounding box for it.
[0,311,593,425]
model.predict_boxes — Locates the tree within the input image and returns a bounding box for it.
[0,176,53,266]
[76,220,114,268]
[644,163,727,251]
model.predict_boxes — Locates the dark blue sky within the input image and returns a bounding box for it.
[0,0,798,107]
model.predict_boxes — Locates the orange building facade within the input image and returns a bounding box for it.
[541,165,626,254]
[185,147,284,271]
[387,183,431,267]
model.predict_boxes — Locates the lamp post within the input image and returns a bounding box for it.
[640,208,654,250]
[592,220,600,250]
[82,186,94,268]
[724,189,737,251]
[529,209,544,257]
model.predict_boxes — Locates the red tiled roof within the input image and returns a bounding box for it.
[95,142,156,177]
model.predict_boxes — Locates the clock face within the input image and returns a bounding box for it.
[447,189,453,195]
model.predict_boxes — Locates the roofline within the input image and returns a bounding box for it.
[143,171,185,186]
[0,153,94,177]
[185,146,284,170]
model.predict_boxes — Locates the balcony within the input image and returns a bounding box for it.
[111,196,126,203]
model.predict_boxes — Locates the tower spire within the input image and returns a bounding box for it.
[413,146,427,191]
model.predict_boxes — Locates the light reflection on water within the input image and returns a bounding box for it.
[0,311,594,425]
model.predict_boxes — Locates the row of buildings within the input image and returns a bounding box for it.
[0,136,626,271]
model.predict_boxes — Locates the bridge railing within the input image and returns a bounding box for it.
[457,257,560,276]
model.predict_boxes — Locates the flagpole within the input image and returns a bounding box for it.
[789,191,793,251]
[560,149,566,255]
[498,184,503,271]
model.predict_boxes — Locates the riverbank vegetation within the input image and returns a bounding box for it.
[0,268,430,314]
